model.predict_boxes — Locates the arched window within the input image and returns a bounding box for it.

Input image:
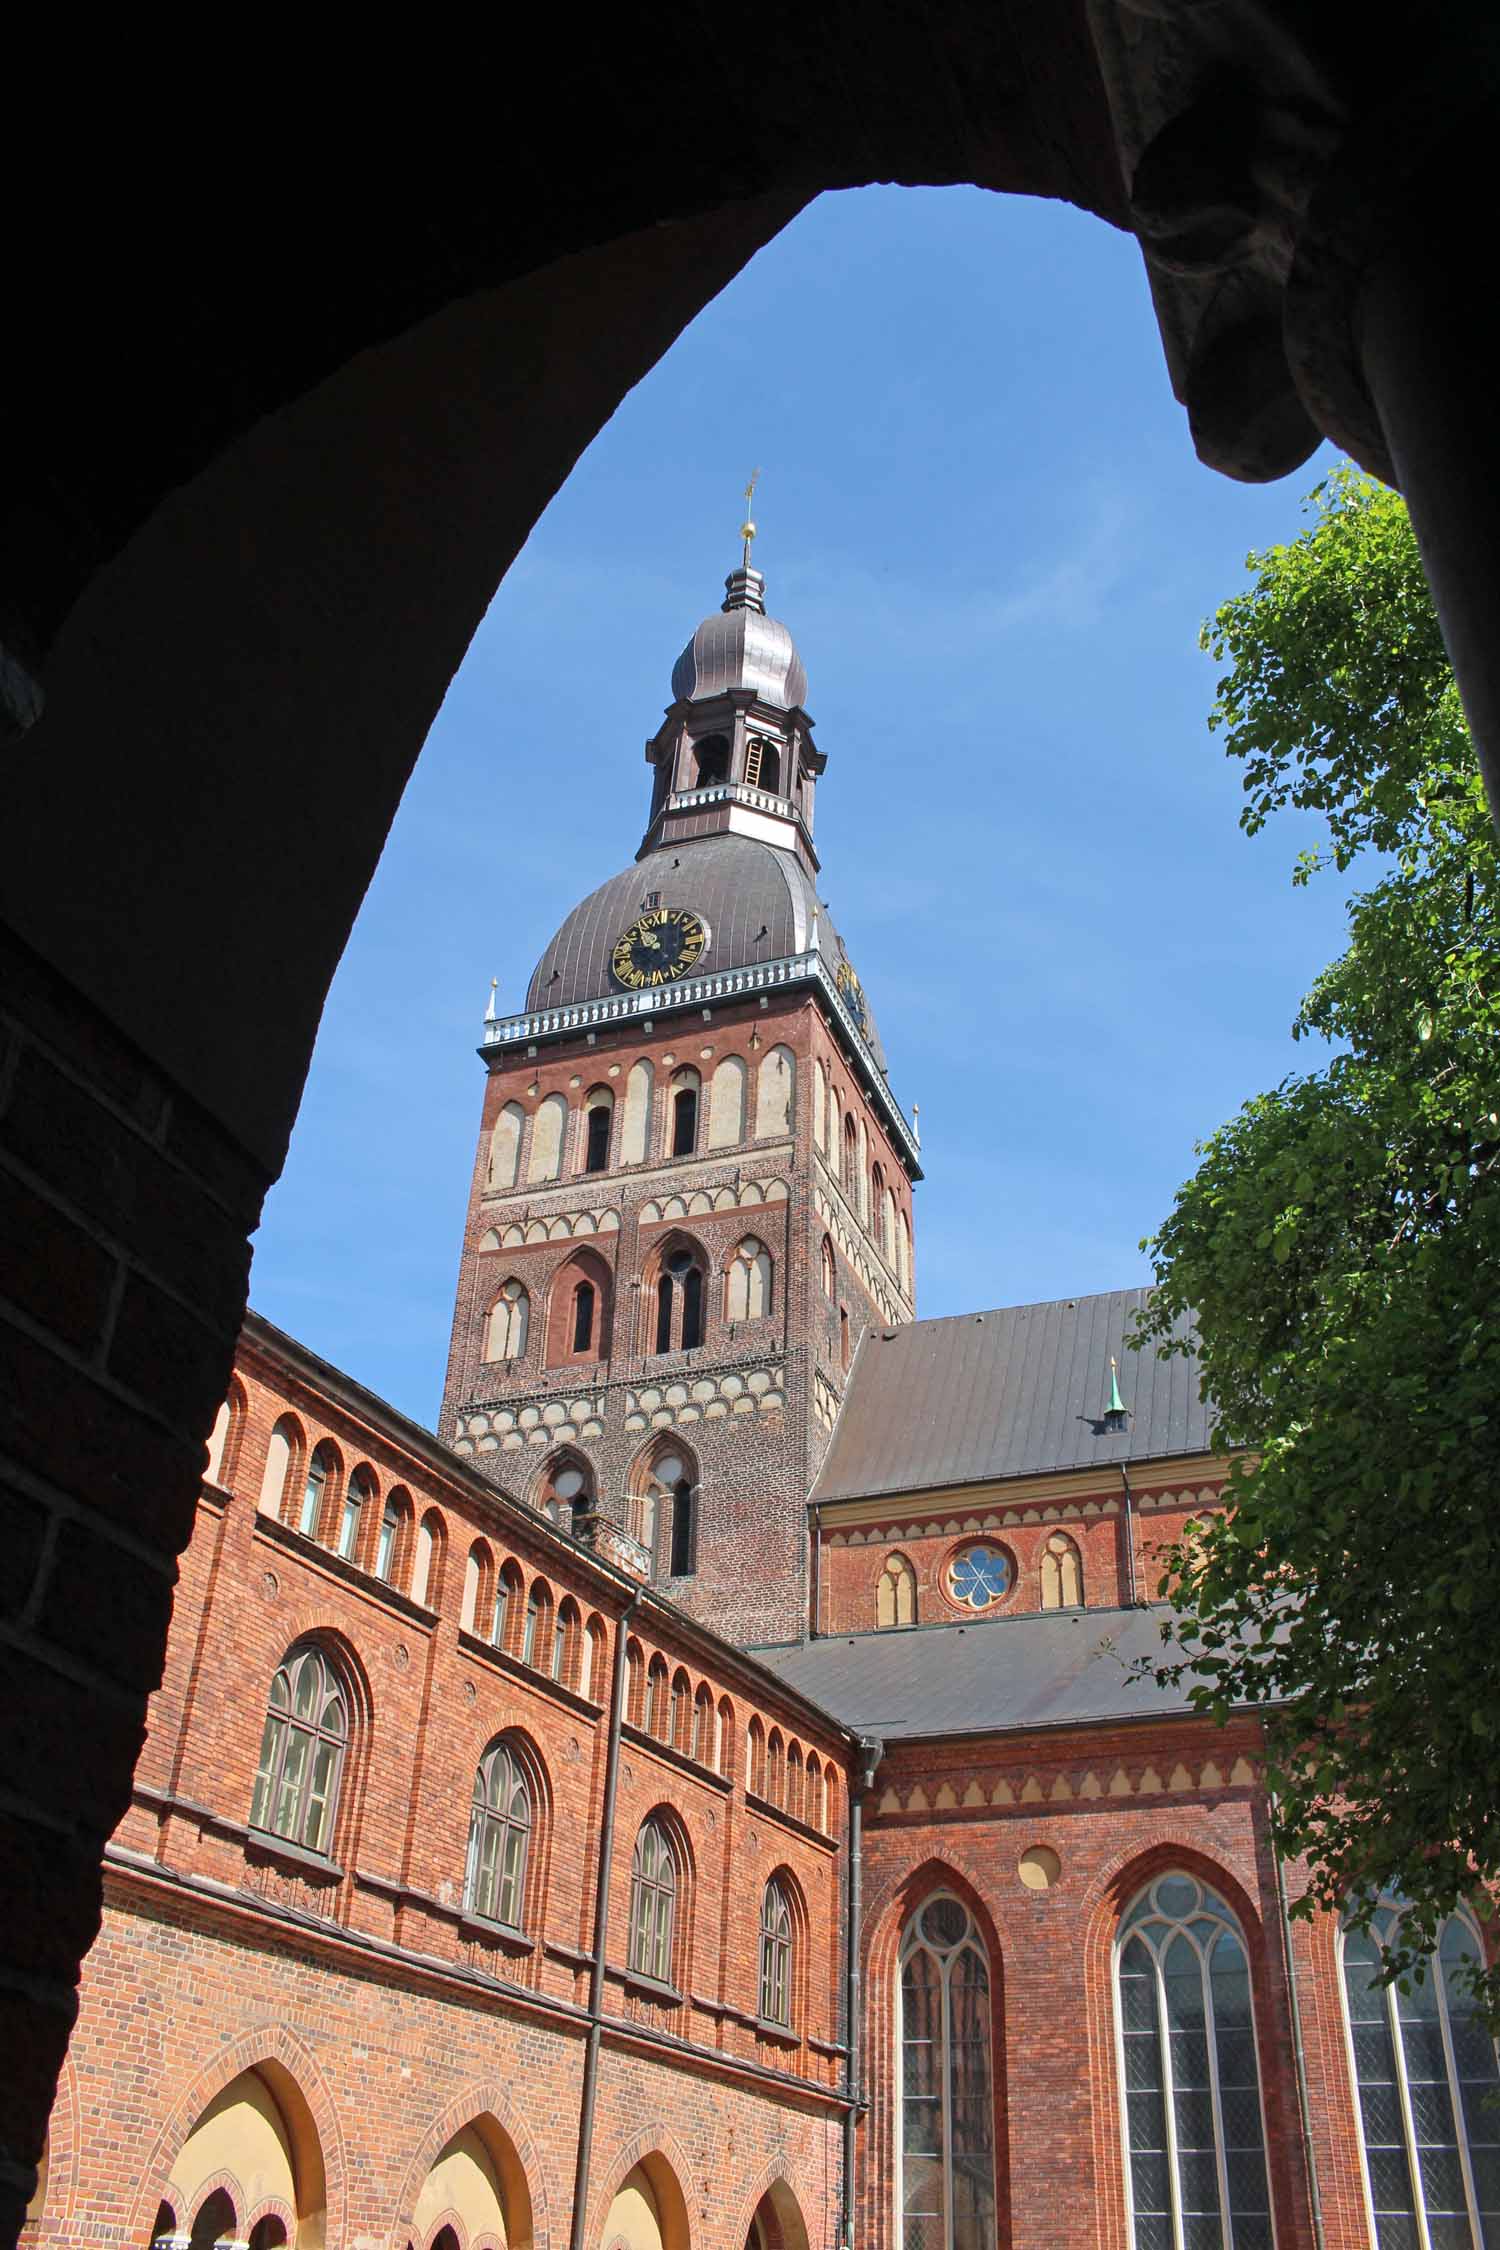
[745,735,781,794]
[493,1559,523,1651]
[759,1877,795,2027]
[668,1475,695,1576]
[522,1581,552,1668]
[787,1743,804,1822]
[553,1597,579,1683]
[375,1495,403,1582]
[900,1211,913,1297]
[527,1092,567,1183]
[204,1385,244,1488]
[628,1441,695,1563]
[726,1236,773,1321]
[547,1248,610,1365]
[692,1683,713,1764]
[461,1540,492,1633]
[692,733,729,788]
[465,1740,532,1929]
[259,1415,299,1516]
[708,1053,747,1148]
[581,1616,606,1703]
[748,1717,766,1796]
[856,1116,870,1221]
[410,1503,439,1604]
[190,2188,236,2250]
[628,1818,678,1985]
[840,1306,851,1370]
[1040,1532,1083,1609]
[339,1466,373,1561]
[898,1894,997,2250]
[813,1059,828,1151]
[485,1278,529,1362]
[539,1454,593,1524]
[583,1088,613,1173]
[646,1654,669,1738]
[1115,1872,1272,2250]
[250,1645,348,1855]
[878,1552,918,1629]
[572,1278,596,1352]
[670,1669,691,1750]
[298,1441,338,1540]
[670,1068,700,1157]
[843,1114,859,1200]
[822,1235,837,1300]
[768,1729,785,1805]
[1341,1894,1500,2248]
[754,1044,795,1138]
[652,1244,706,1354]
[488,1101,524,1191]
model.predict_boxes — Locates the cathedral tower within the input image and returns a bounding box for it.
[442,547,919,1645]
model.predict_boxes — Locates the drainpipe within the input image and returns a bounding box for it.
[1118,1463,1140,1607]
[810,1504,822,1639]
[569,1585,640,2250]
[1268,1786,1327,2250]
[842,1735,883,2250]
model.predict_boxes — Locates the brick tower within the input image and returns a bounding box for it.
[442,544,919,1644]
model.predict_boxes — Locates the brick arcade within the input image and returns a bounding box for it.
[25,555,1498,2250]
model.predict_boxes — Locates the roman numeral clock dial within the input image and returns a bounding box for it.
[610,906,708,990]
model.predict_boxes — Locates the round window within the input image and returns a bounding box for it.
[946,1542,1014,1611]
[551,1466,585,1501]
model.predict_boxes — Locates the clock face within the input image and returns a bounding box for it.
[610,906,708,990]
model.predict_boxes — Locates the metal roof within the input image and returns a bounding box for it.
[753,1603,1197,1740]
[810,1288,1212,1506]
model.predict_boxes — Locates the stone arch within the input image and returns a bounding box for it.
[642,1229,710,1356]
[258,1412,303,1518]
[707,1053,747,1148]
[589,2134,696,2250]
[204,1375,248,1490]
[527,1092,568,1184]
[732,2168,814,2250]
[389,2082,547,2250]
[130,2027,344,2250]
[753,1043,795,1139]
[581,1082,614,1173]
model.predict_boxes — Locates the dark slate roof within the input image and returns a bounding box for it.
[810,1289,1211,1505]
[753,1604,1195,1740]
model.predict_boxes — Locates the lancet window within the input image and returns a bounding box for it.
[898,1894,997,2250]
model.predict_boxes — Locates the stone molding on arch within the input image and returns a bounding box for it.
[727,2159,818,2250]
[186,2165,246,2231]
[387,2078,551,2250]
[585,2125,700,2250]
[861,1851,1006,1994]
[245,2191,298,2243]
[1079,1834,1269,1974]
[128,2020,347,2250]
[31,2046,81,2234]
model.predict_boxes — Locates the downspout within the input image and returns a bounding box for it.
[1268,1786,1327,2250]
[1118,1463,1140,1607]
[810,1503,822,1639]
[569,1585,640,2250]
[843,1735,882,2250]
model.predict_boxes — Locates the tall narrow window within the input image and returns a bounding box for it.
[1341,1895,1500,2249]
[572,1280,596,1353]
[822,1236,837,1300]
[584,1096,612,1173]
[727,1236,773,1321]
[629,1818,677,1985]
[653,1248,706,1353]
[898,1894,996,2250]
[693,734,729,788]
[250,1645,347,1855]
[376,1497,401,1581]
[672,1084,698,1156]
[682,1263,704,1348]
[669,1478,695,1576]
[760,1878,795,2027]
[878,1553,918,1629]
[339,1469,371,1561]
[840,1306,851,1370]
[522,1590,542,1666]
[485,1278,529,1362]
[465,1741,532,1929]
[299,1445,334,1539]
[1041,1532,1083,1610]
[1116,1873,1273,2250]
[655,1273,674,1354]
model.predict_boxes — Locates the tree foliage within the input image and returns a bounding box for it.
[1137,466,1500,2006]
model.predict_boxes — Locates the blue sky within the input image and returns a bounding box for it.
[254,185,1349,1428]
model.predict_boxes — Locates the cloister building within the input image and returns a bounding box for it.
[24,558,1499,2250]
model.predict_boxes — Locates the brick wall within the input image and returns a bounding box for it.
[0,926,266,2244]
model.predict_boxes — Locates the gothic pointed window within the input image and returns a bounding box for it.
[629,1817,679,1985]
[1115,1873,1273,2250]
[669,1477,695,1577]
[726,1236,773,1321]
[655,1273,674,1355]
[822,1235,837,1300]
[485,1278,529,1362]
[671,1074,699,1156]
[878,1553,917,1629]
[584,1090,613,1173]
[759,1877,795,2028]
[1341,1894,1500,2248]
[652,1244,707,1354]
[898,1894,997,2250]
[1040,1532,1083,1609]
[572,1279,596,1353]
[250,1644,348,1856]
[465,1740,532,1930]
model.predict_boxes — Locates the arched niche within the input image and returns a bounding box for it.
[743,2177,811,2250]
[165,2063,325,2250]
[600,2153,690,2250]
[410,2112,532,2250]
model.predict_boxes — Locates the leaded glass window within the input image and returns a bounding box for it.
[1341,1895,1500,2249]
[465,1740,532,1929]
[250,1645,347,1855]
[898,1893,997,2250]
[628,1817,677,1985]
[1115,1872,1273,2250]
[760,1877,794,2027]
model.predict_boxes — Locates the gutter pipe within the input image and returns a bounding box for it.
[569,1584,641,2250]
[843,1735,882,2250]
[1119,1463,1140,1607]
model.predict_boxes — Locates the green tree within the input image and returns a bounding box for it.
[1137,466,1500,2004]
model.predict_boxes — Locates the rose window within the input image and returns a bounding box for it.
[946,1543,1013,1611]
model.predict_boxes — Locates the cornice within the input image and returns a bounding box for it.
[811,1452,1228,1533]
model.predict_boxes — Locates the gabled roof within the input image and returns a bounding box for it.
[811,1288,1212,1506]
[753,1603,1197,1741]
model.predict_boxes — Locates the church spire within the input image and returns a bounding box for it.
[723,469,766,617]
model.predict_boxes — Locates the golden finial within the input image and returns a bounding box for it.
[740,468,760,568]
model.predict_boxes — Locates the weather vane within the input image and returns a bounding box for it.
[740,469,760,568]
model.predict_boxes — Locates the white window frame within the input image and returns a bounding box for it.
[894,1891,997,2250]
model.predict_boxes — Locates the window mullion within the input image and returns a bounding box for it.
[1199,1937,1236,2250]
[1387,1972,1435,2250]
[1155,1944,1188,2250]
[941,1950,954,2250]
[1432,1944,1482,2248]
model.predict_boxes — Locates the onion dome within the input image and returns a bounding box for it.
[669,565,809,712]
